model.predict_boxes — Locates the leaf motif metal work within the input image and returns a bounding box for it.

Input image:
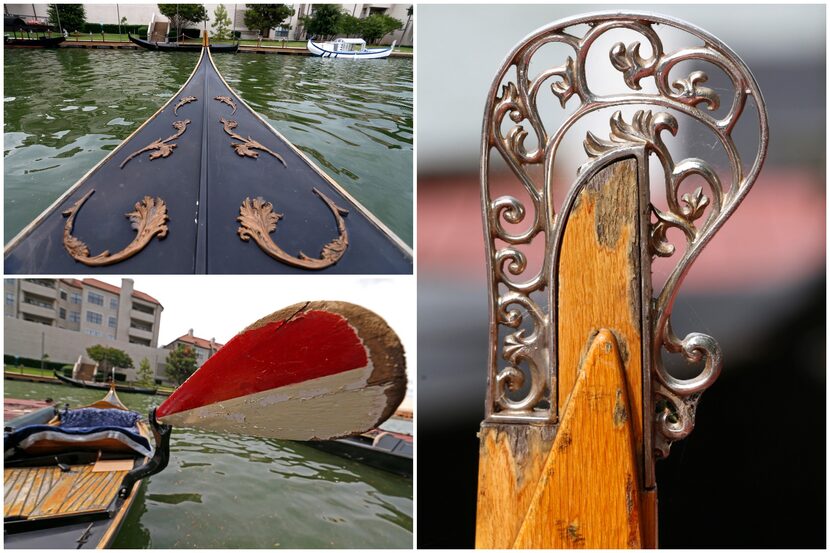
[220,118,287,166]
[237,188,348,270]
[214,95,238,114]
[480,12,768,468]
[173,96,197,115]
[62,189,169,266]
[120,120,191,169]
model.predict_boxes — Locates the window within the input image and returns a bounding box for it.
[69,311,81,323]
[70,293,82,305]
[110,298,118,310]
[60,290,67,300]
[85,329,103,337]
[109,316,117,328]
[107,334,115,340]
[5,292,14,305]
[87,292,104,306]
[59,308,66,319]
[86,311,102,325]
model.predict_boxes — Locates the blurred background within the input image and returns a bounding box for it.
[416,4,825,548]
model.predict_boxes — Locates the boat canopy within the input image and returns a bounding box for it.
[331,38,367,51]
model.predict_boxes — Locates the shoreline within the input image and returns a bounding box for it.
[5,40,413,58]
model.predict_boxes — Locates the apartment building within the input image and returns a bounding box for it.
[5,4,413,45]
[5,278,162,347]
[165,330,223,368]
[4,278,172,382]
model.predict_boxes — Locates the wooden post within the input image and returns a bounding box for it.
[477,158,656,548]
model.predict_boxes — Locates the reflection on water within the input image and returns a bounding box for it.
[3,380,412,548]
[4,49,412,246]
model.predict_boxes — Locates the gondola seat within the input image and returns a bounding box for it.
[4,408,153,459]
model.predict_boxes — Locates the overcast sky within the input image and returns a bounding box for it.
[82,275,416,392]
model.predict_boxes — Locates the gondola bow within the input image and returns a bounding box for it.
[4,47,412,274]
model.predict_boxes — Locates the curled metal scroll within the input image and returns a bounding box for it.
[481,12,768,460]
[173,95,197,115]
[220,117,287,166]
[120,120,191,169]
[63,189,169,266]
[237,188,349,270]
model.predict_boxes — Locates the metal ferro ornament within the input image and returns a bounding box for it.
[481,11,768,485]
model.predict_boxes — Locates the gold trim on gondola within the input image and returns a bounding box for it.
[214,95,237,114]
[237,188,348,269]
[119,120,192,169]
[173,95,197,115]
[205,47,413,258]
[220,118,286,166]
[63,190,169,266]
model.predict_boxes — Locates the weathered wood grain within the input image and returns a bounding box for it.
[476,158,657,548]
[513,330,642,548]
[4,465,128,519]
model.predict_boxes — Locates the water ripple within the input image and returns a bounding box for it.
[4,49,412,246]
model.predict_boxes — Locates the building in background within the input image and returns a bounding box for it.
[4,278,171,383]
[5,278,162,346]
[4,4,413,45]
[165,330,223,368]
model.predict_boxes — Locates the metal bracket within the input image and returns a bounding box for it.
[481,12,768,484]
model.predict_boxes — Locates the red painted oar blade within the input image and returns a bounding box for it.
[157,301,407,440]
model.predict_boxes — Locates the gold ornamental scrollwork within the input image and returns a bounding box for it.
[214,95,238,114]
[62,189,169,266]
[173,96,197,115]
[120,120,191,169]
[220,117,287,166]
[237,188,348,270]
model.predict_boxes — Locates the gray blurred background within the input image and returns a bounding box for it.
[416,4,825,548]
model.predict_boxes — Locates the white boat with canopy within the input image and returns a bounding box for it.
[307,37,396,59]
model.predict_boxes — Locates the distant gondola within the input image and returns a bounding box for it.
[5,36,412,274]
[53,370,158,395]
[4,15,65,48]
[4,35,65,47]
[128,33,238,53]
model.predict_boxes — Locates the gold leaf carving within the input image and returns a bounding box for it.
[173,96,197,115]
[214,95,237,114]
[220,118,287,167]
[120,119,191,169]
[237,188,348,270]
[62,189,169,266]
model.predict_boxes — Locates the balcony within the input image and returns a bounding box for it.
[130,308,155,323]
[19,301,56,320]
[128,326,154,341]
[20,280,57,299]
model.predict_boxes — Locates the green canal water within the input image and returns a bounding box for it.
[4,380,413,548]
[3,48,412,246]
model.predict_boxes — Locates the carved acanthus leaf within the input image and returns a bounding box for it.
[62,190,168,266]
[237,188,349,270]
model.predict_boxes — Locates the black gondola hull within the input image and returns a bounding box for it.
[5,48,412,273]
[53,371,157,395]
[4,36,65,47]
[128,34,238,53]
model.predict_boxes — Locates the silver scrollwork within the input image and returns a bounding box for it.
[481,12,768,455]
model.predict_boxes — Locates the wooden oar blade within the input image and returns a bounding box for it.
[156,301,407,440]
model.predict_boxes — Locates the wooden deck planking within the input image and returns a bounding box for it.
[4,465,129,520]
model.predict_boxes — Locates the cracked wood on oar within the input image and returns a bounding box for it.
[156,301,407,440]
